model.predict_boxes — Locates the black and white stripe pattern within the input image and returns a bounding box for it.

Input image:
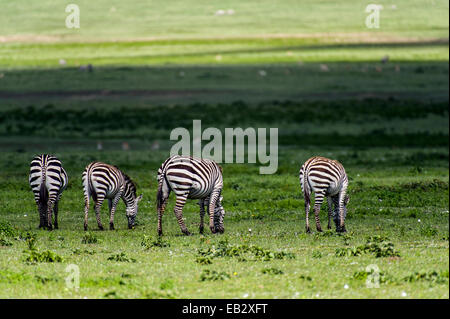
[29,154,68,230]
[299,156,349,233]
[156,155,225,236]
[82,162,142,231]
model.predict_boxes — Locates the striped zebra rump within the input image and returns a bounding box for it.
[29,154,68,229]
[156,155,225,236]
[82,162,142,231]
[299,156,349,233]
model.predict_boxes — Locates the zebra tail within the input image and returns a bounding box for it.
[156,180,163,210]
[300,167,311,203]
[39,181,48,211]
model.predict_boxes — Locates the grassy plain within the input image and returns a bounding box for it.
[0,0,448,299]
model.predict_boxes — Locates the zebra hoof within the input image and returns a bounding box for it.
[306,227,311,234]
[158,231,163,237]
[182,230,191,236]
[336,226,346,233]
[98,226,104,231]
[316,228,323,233]
[110,224,115,230]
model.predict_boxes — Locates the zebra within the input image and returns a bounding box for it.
[29,154,68,230]
[82,162,143,231]
[299,156,350,233]
[156,155,225,236]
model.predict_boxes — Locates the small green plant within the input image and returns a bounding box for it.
[197,240,295,262]
[107,252,136,263]
[0,235,13,247]
[160,278,174,290]
[261,267,284,275]
[72,248,95,255]
[402,271,449,284]
[341,234,354,246]
[336,236,400,258]
[195,256,213,265]
[0,221,16,238]
[141,235,170,249]
[364,236,400,258]
[34,275,59,284]
[23,250,63,264]
[81,232,99,244]
[336,246,363,257]
[312,250,322,258]
[299,274,312,281]
[353,269,394,284]
[419,224,438,237]
[24,232,37,250]
[200,269,230,282]
[20,231,63,264]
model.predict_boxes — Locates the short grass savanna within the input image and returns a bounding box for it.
[0,0,448,299]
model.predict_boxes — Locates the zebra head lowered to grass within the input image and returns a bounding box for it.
[29,154,68,230]
[299,156,350,233]
[82,162,143,231]
[156,155,225,236]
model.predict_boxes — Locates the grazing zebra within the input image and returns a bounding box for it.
[156,155,225,236]
[82,162,143,231]
[299,156,350,233]
[29,154,68,230]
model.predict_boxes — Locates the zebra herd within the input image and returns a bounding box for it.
[29,154,350,234]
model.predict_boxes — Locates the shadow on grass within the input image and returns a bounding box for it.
[0,61,448,104]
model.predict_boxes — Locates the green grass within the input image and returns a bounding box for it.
[0,0,448,68]
[0,147,448,298]
[0,0,448,40]
[0,98,448,298]
[0,0,448,299]
[1,39,448,67]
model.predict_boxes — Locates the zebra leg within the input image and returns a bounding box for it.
[304,195,311,233]
[157,198,168,236]
[174,194,190,235]
[84,194,90,231]
[109,194,121,230]
[46,191,58,230]
[313,192,325,232]
[36,198,46,229]
[198,199,206,234]
[337,189,348,233]
[157,178,170,236]
[53,198,59,229]
[327,196,333,230]
[108,199,114,230]
[208,190,221,234]
[94,195,105,231]
[332,195,340,229]
[46,202,54,230]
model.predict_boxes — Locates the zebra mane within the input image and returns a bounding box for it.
[122,172,137,196]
